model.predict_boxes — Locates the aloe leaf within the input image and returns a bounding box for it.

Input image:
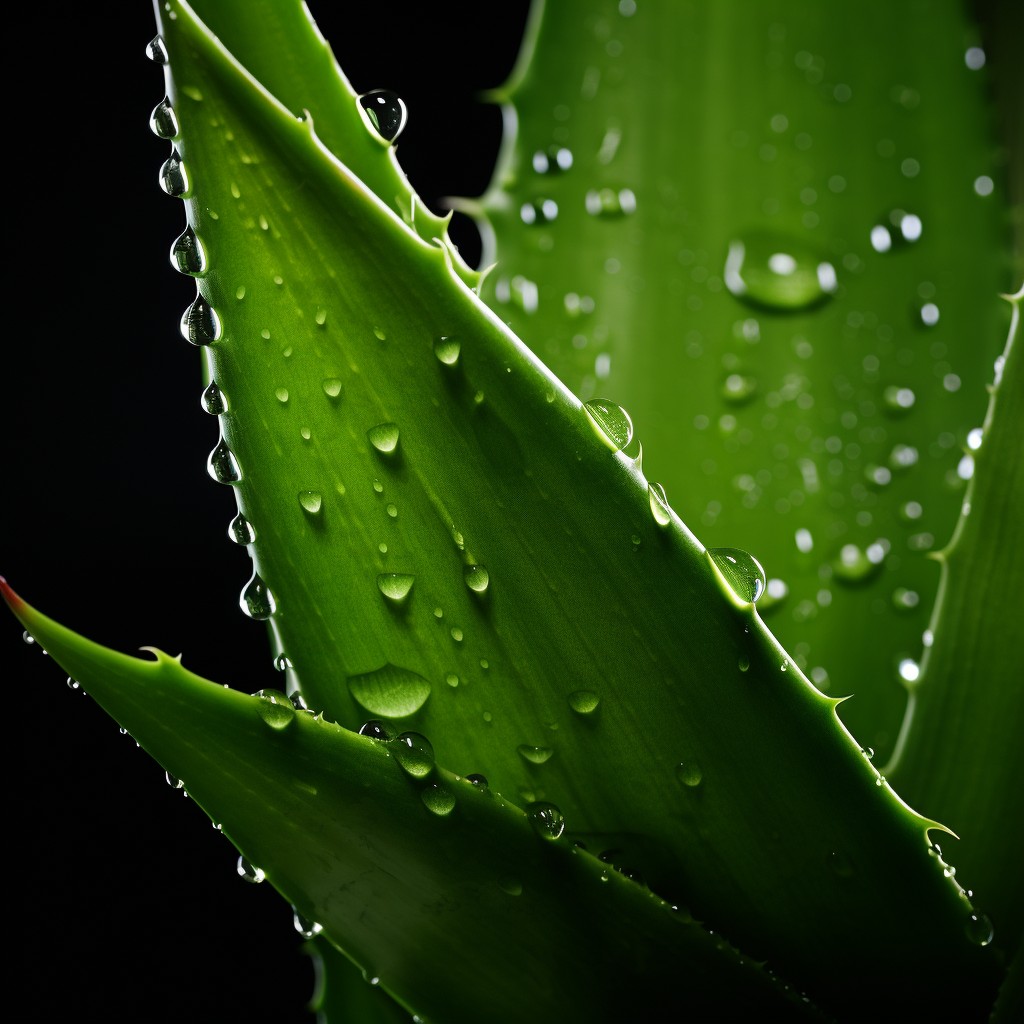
[3,580,823,1022]
[472,0,1013,767]
[886,286,1023,956]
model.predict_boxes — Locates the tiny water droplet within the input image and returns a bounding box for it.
[201,380,227,415]
[466,773,489,789]
[568,690,600,714]
[721,373,758,405]
[585,187,636,218]
[377,573,415,602]
[275,387,289,404]
[450,627,464,642]
[240,570,276,620]
[464,564,490,594]
[158,152,189,197]
[883,385,916,414]
[228,513,256,545]
[208,438,241,483]
[358,90,408,143]
[358,720,396,741]
[66,676,81,691]
[322,377,344,399]
[724,232,837,311]
[708,548,766,603]
[274,653,292,672]
[236,856,265,883]
[165,771,184,790]
[528,801,566,840]
[421,782,457,816]
[965,913,994,946]
[293,910,323,939]
[676,761,703,787]
[146,35,168,64]
[517,745,554,765]
[298,490,323,514]
[22,630,35,645]
[254,688,296,730]
[433,335,461,366]
[648,482,672,526]
[833,542,886,584]
[367,422,400,454]
[150,97,178,139]
[180,294,222,345]
[393,732,435,778]
[583,399,634,451]
[348,664,432,718]
[520,197,559,225]
[871,209,922,252]
[170,226,207,276]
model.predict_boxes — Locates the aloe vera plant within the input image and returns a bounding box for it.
[8,0,1022,1020]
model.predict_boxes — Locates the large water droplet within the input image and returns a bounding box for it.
[208,438,241,484]
[240,570,276,620]
[322,377,344,400]
[724,232,837,311]
[648,482,672,526]
[367,422,400,454]
[298,490,323,514]
[149,97,179,139]
[528,802,566,840]
[676,761,703,787]
[293,910,323,939]
[708,548,766,603]
[228,512,256,545]
[159,152,189,197]
[421,782,457,816]
[393,732,435,777]
[170,226,207,276]
[254,688,296,730]
[464,564,490,594]
[965,913,994,946]
[517,745,554,765]
[433,336,461,366]
[358,90,408,143]
[583,399,634,451]
[180,294,222,345]
[377,573,415,602]
[201,380,227,415]
[236,856,265,883]
[568,690,600,714]
[146,35,168,64]
[348,664,432,718]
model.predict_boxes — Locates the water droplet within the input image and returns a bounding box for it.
[348,664,432,718]
[201,380,227,415]
[898,658,920,684]
[585,187,636,218]
[528,802,566,840]
[358,90,408,143]
[358,720,396,741]
[708,548,766,603]
[568,690,600,714]
[254,688,296,730]
[165,771,184,790]
[240,570,276,620]
[275,387,290,404]
[724,232,837,311]
[180,294,222,345]
[66,676,81,691]
[274,653,292,673]
[158,152,189,197]
[832,542,885,585]
[228,512,256,545]
[149,97,178,141]
[648,482,672,526]
[367,422,400,454]
[421,782,456,816]
[170,226,207,276]
[207,438,241,484]
[466,773,489,789]
[293,910,323,939]
[433,336,461,366]
[583,399,634,451]
[965,913,994,946]
[892,587,920,611]
[298,490,323,514]
[883,385,916,414]
[393,732,435,778]
[676,761,703,787]
[520,198,559,225]
[464,564,490,594]
[236,856,265,883]
[870,210,922,252]
[721,373,758,405]
[532,146,573,174]
[517,745,554,765]
[450,626,464,642]
[146,35,168,64]
[377,573,415,602]
[917,301,940,327]
[322,377,344,399]
[22,630,36,645]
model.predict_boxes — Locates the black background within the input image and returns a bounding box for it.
[7,2,527,1020]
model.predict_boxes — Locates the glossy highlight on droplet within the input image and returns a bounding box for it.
[254,688,296,731]
[584,399,634,451]
[464,564,490,594]
[239,570,276,620]
[149,97,179,139]
[648,482,672,526]
[724,232,837,311]
[201,380,227,415]
[393,732,435,778]
[708,548,766,603]
[358,90,408,143]
[367,422,400,454]
[298,490,323,514]
[433,336,461,366]
[180,294,221,345]
[228,512,256,545]
[348,664,432,718]
[528,802,566,841]
[170,226,207,276]
[207,438,241,484]
[158,152,189,197]
[377,573,415,602]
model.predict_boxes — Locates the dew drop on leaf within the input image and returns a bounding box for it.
[517,745,554,765]
[228,512,256,545]
[322,377,344,399]
[528,802,566,841]
[708,548,766,603]
[433,335,461,366]
[158,152,189,197]
[348,664,432,718]
[239,570,276,620]
[965,913,994,947]
[463,564,490,594]
[648,482,672,526]
[201,380,227,415]
[393,732,435,778]
[254,688,296,731]
[170,226,207,276]
[149,96,178,139]
[358,89,408,143]
[724,231,837,311]
[377,573,415,602]
[145,35,168,64]
[676,761,703,788]
[293,909,323,939]
[298,490,323,514]
[180,294,222,346]
[421,782,456,816]
[358,720,396,741]
[236,856,265,884]
[367,422,400,454]
[568,690,600,714]
[583,398,634,451]
[207,438,241,484]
